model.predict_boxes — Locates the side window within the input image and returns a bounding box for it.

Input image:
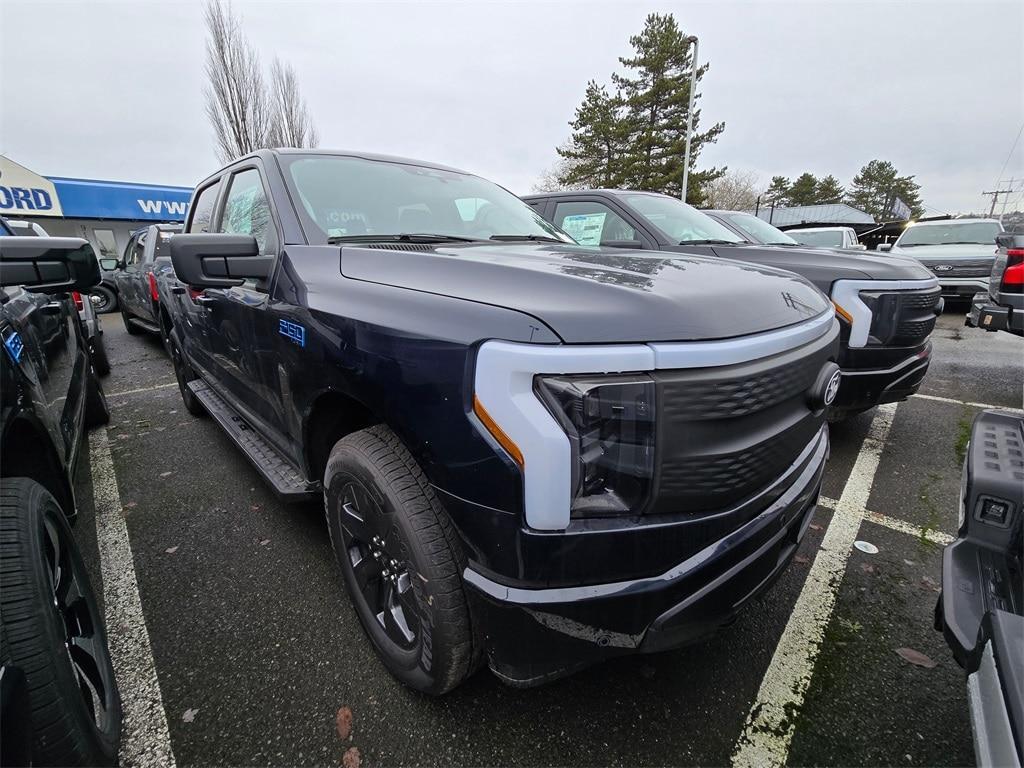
[132,232,147,266]
[121,234,137,265]
[553,201,635,246]
[187,180,221,234]
[218,168,276,253]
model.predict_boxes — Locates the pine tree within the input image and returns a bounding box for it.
[846,160,923,220]
[555,82,626,189]
[764,176,791,206]
[815,175,845,204]
[611,13,724,201]
[787,173,819,206]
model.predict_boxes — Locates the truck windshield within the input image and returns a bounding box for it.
[281,154,572,245]
[718,212,799,246]
[791,230,844,248]
[895,221,1002,247]
[622,194,745,245]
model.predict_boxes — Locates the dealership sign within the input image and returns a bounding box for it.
[0,155,63,217]
[0,155,191,222]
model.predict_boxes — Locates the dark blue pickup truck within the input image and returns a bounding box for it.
[160,149,843,693]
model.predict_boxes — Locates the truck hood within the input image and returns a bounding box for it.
[890,243,998,262]
[339,242,830,343]
[666,244,933,292]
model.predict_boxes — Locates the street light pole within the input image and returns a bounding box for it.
[681,34,699,202]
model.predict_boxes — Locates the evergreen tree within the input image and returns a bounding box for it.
[846,160,923,220]
[787,173,819,206]
[611,13,725,201]
[765,176,791,206]
[555,82,626,189]
[815,175,845,204]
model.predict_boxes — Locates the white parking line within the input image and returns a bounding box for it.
[912,392,1023,413]
[731,402,898,768]
[107,381,177,398]
[89,428,177,768]
[817,496,954,546]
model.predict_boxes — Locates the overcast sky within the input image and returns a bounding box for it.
[1,0,1022,215]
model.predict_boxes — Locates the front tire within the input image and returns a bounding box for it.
[89,333,110,377]
[0,478,122,766]
[84,368,110,428]
[324,425,479,695]
[169,331,205,417]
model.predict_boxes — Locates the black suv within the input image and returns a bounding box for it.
[0,231,121,765]
[161,149,842,693]
[524,192,943,421]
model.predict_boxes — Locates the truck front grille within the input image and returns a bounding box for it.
[892,287,941,345]
[928,260,993,278]
[649,328,835,515]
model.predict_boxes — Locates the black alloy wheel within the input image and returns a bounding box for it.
[338,480,419,650]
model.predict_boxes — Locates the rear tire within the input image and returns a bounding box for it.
[120,303,141,335]
[169,331,205,418]
[88,285,117,315]
[324,425,480,695]
[0,478,122,766]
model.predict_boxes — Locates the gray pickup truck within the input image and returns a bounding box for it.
[102,223,181,343]
[966,232,1023,336]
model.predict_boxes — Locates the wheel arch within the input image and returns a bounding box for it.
[303,389,381,484]
[0,413,75,517]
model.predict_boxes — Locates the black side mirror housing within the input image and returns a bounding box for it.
[601,239,645,250]
[99,257,120,271]
[170,234,272,288]
[0,237,101,293]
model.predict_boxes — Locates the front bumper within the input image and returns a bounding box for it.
[462,426,827,686]
[833,341,932,412]
[935,276,990,298]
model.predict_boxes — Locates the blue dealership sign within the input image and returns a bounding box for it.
[49,176,192,222]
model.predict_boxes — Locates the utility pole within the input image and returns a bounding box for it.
[681,35,698,203]
[983,187,1013,217]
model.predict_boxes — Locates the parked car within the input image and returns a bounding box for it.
[966,233,1023,336]
[881,218,1004,299]
[105,223,181,342]
[524,191,941,422]
[936,409,1023,767]
[787,226,866,250]
[161,149,842,693]
[0,233,121,765]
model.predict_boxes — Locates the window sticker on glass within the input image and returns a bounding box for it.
[561,212,606,246]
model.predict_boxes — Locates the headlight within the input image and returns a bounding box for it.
[858,291,899,345]
[534,374,655,517]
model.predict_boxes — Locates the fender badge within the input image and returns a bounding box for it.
[278,319,306,347]
[3,330,24,363]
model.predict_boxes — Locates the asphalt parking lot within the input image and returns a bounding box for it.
[74,309,1022,768]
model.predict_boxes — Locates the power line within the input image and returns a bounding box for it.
[994,122,1024,190]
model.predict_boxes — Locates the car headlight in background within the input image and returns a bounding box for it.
[534,374,655,517]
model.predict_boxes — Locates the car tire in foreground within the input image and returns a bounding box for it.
[0,478,122,766]
[83,369,110,429]
[89,334,110,377]
[324,425,481,695]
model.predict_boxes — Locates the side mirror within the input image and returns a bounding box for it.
[601,239,645,250]
[877,243,893,253]
[0,237,101,293]
[99,257,120,271]
[170,234,271,288]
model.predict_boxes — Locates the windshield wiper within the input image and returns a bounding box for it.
[328,233,482,244]
[680,239,742,246]
[489,234,566,243]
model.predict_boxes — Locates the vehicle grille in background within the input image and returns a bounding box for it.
[649,329,834,515]
[928,259,993,278]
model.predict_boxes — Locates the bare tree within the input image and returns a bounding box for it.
[204,0,319,163]
[704,169,763,211]
[267,58,319,150]
[531,146,587,193]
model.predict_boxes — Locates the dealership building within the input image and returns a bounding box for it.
[0,154,192,261]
